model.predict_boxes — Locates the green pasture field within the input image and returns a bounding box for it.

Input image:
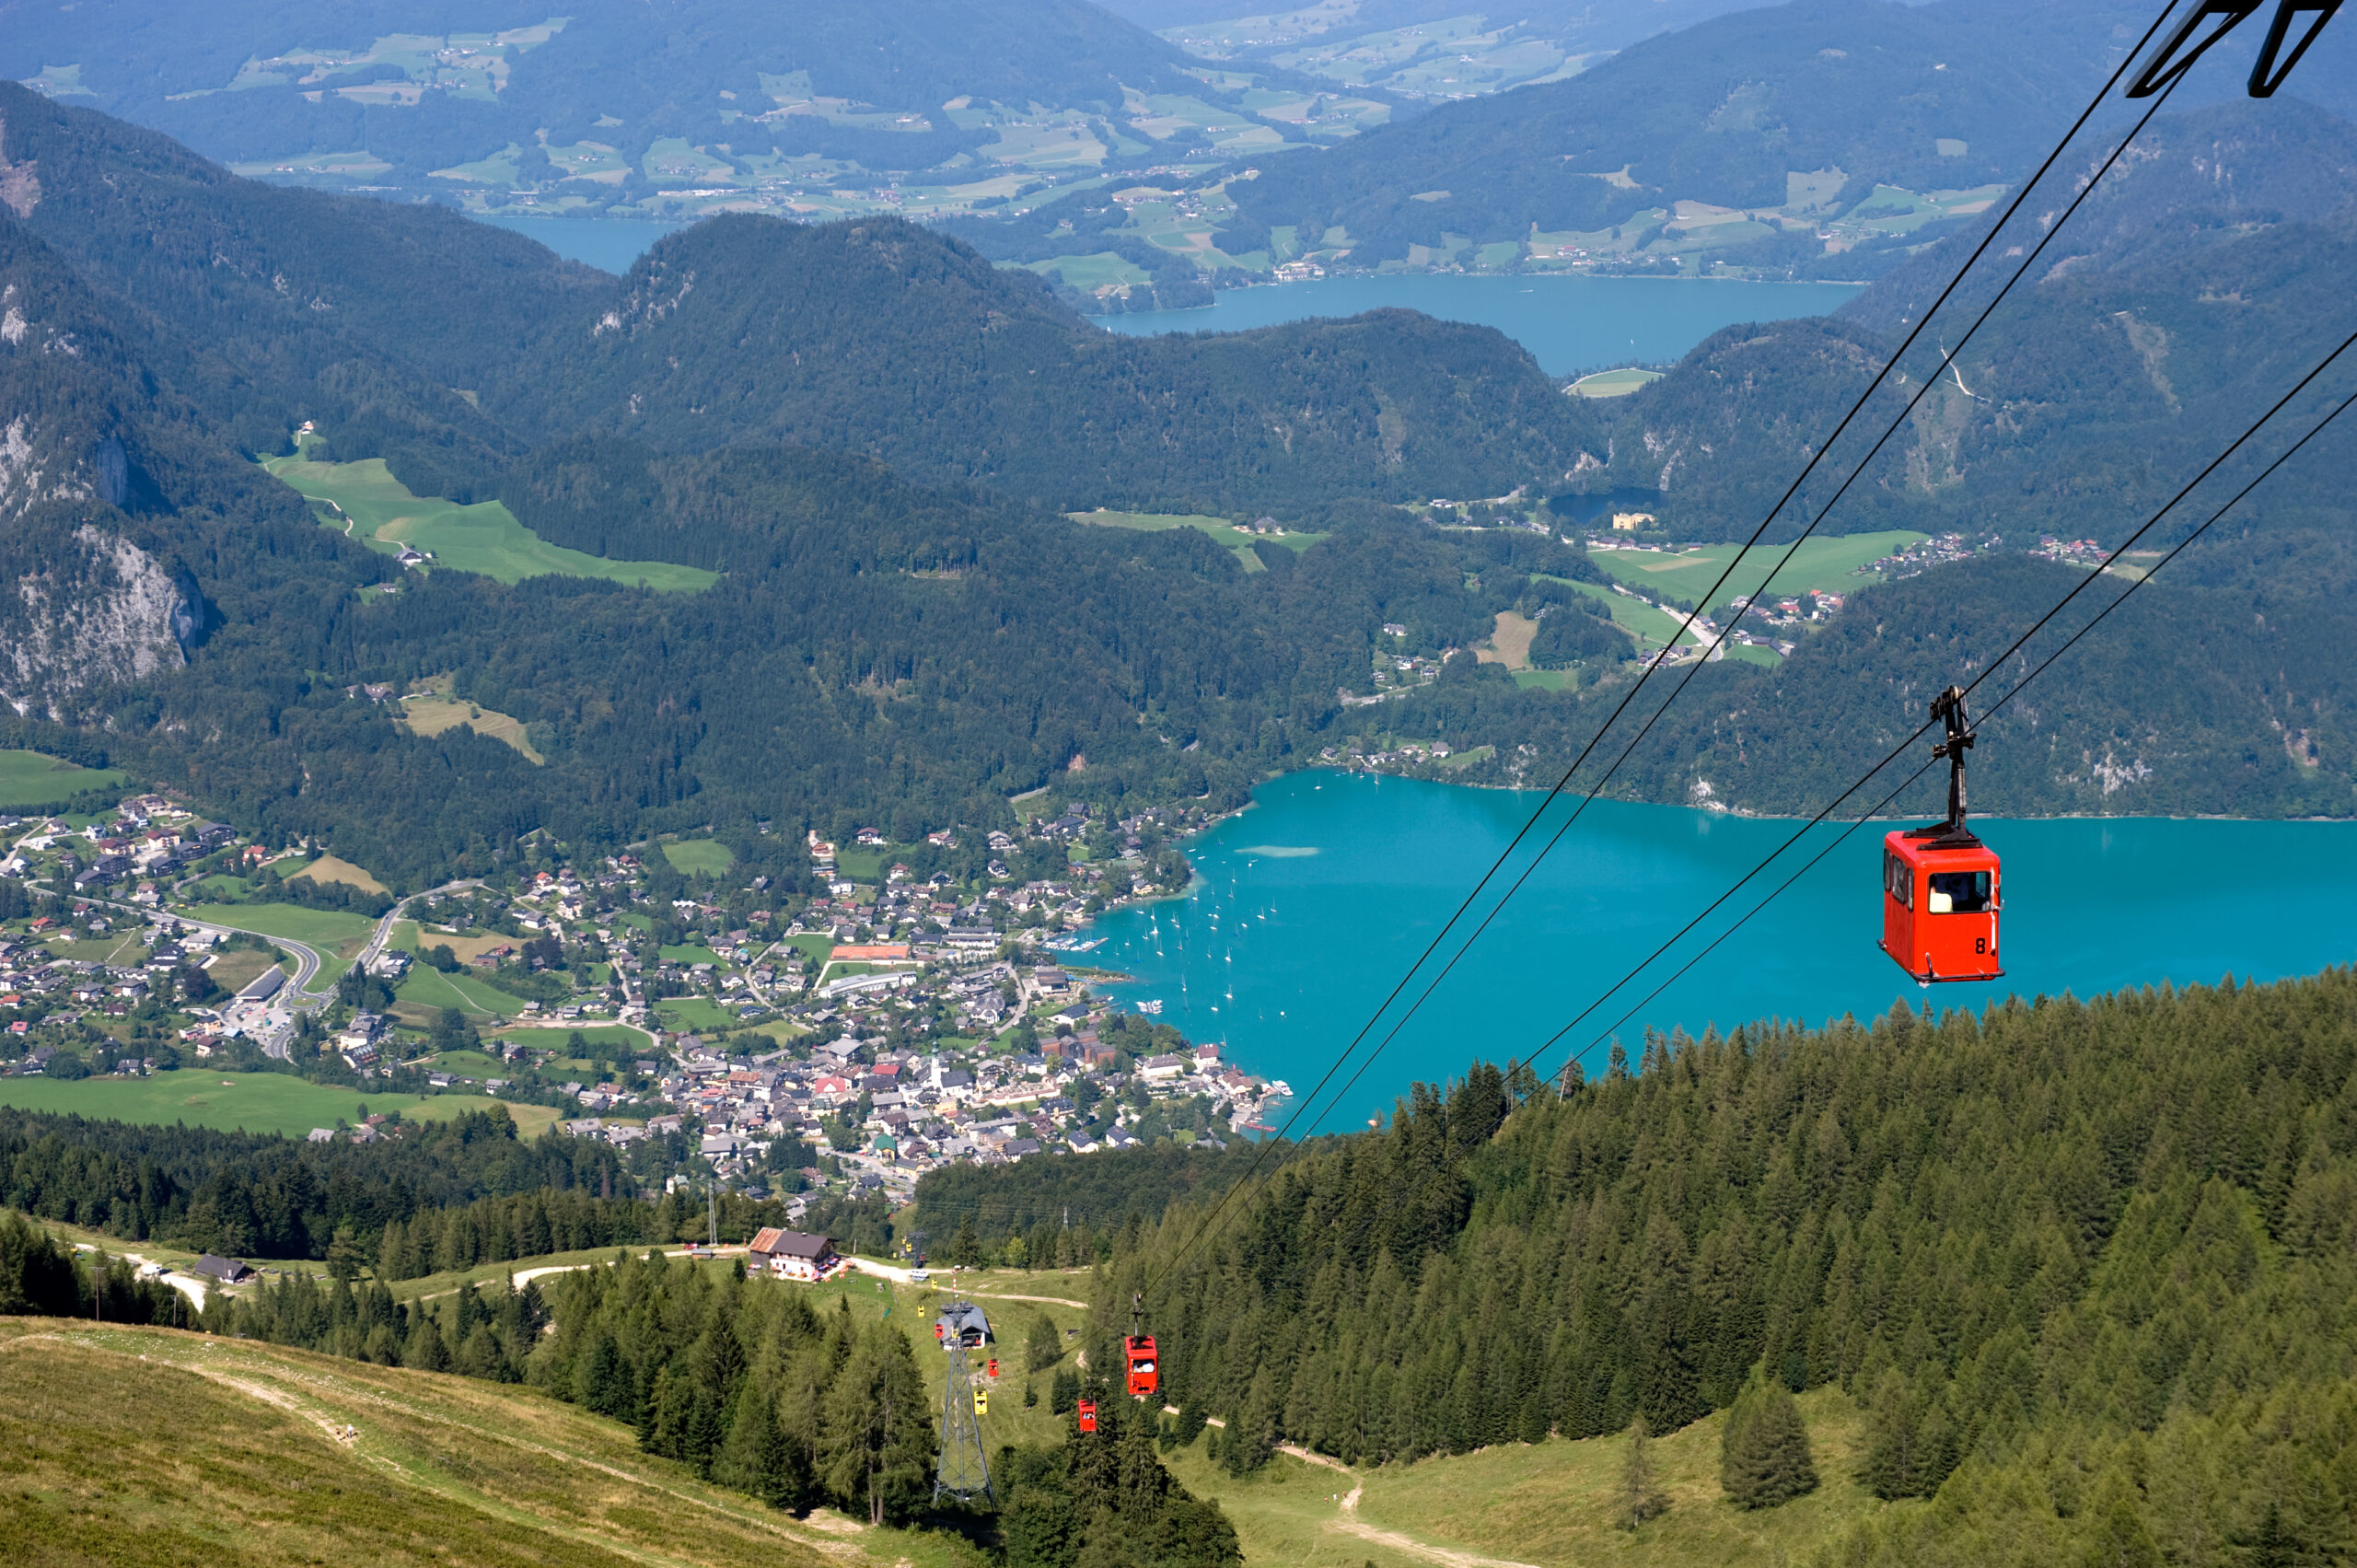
[833,846,889,881]
[1585,529,1928,600]
[0,1071,527,1139]
[1513,668,1577,691]
[178,903,377,947]
[490,1025,651,1053]
[656,998,741,1032]
[1550,577,1701,648]
[660,839,735,876]
[1569,366,1665,398]
[1725,642,1782,667]
[659,943,724,966]
[779,934,836,960]
[1025,251,1151,292]
[1070,509,1327,574]
[261,452,717,592]
[0,749,125,807]
[396,964,531,1017]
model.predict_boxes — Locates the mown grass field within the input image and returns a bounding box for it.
[288,854,389,894]
[0,749,124,806]
[396,694,547,763]
[0,1071,529,1139]
[662,840,736,876]
[261,451,718,592]
[1586,529,1928,600]
[0,1318,911,1568]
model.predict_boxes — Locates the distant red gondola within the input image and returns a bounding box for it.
[1078,1399,1098,1433]
[1881,685,2003,983]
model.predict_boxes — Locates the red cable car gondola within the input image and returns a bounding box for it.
[1124,1334,1159,1399]
[1881,685,2003,984]
[1124,1291,1160,1400]
[1078,1399,1098,1433]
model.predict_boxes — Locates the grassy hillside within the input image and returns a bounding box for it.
[1162,1387,1886,1567]
[0,1317,909,1568]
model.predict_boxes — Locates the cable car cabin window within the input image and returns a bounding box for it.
[1926,870,1991,914]
[1884,852,1911,907]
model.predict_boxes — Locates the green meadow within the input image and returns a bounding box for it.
[261,451,716,591]
[0,749,126,807]
[396,964,533,1018]
[1071,509,1326,574]
[1585,529,1928,600]
[661,839,736,876]
[0,1071,521,1139]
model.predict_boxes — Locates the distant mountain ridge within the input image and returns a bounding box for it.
[498,213,1603,511]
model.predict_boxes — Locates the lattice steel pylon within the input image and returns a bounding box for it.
[935,1303,993,1504]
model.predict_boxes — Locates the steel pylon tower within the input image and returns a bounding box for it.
[935,1303,993,1504]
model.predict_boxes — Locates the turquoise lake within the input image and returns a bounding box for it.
[1089,773,2357,1133]
[470,214,1857,377]
[1097,273,1864,377]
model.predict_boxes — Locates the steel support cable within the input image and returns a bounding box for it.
[1137,0,2188,1295]
[1260,69,2188,1124]
[1556,378,2357,1065]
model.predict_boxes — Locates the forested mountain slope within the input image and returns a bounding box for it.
[1230,0,2140,265]
[1397,554,2357,821]
[1090,970,2357,1563]
[498,214,1601,511]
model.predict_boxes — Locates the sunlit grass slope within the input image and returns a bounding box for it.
[0,1318,893,1567]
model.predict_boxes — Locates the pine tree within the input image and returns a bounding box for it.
[1719,1373,1817,1509]
[1618,1414,1667,1529]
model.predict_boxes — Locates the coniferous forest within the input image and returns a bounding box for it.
[1076,970,2357,1564]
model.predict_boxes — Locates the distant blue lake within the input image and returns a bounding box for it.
[1090,773,2357,1133]
[468,213,1859,377]
[1096,273,1864,377]
[475,214,688,275]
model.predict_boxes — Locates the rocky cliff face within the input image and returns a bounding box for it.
[2,522,192,719]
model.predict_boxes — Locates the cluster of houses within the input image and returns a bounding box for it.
[624,1005,1281,1201]
[2,797,236,899]
[0,913,223,1044]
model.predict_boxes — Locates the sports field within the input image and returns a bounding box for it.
[0,1071,530,1139]
[1586,529,1928,599]
[261,451,716,591]
[0,749,125,807]
[662,840,735,876]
